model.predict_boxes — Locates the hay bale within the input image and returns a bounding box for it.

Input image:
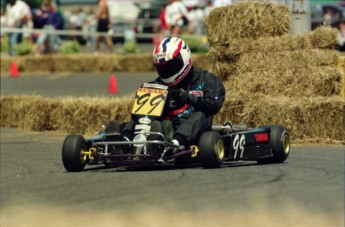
[215,94,345,143]
[116,54,154,72]
[22,56,56,72]
[192,54,212,71]
[55,96,133,134]
[223,66,341,97]
[0,58,12,73]
[310,25,338,49]
[209,26,337,58]
[213,49,340,79]
[53,55,115,72]
[0,96,133,134]
[209,35,312,57]
[21,99,62,131]
[205,1,290,46]
[0,96,26,127]
[1,94,344,143]
[0,96,61,130]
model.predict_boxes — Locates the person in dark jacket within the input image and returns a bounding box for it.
[122,37,225,148]
[34,0,63,55]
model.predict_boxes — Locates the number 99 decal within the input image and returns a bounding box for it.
[233,134,245,159]
[131,88,168,117]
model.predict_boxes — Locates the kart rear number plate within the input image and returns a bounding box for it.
[132,88,168,117]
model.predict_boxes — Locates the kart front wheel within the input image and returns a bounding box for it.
[198,131,224,168]
[257,125,290,164]
[62,135,87,172]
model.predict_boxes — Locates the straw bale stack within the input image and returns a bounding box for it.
[224,66,341,97]
[0,96,61,131]
[58,96,132,134]
[209,26,338,59]
[210,28,340,80]
[1,2,344,143]
[0,96,133,135]
[205,1,345,142]
[214,95,345,142]
[205,1,290,46]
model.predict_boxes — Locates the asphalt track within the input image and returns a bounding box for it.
[0,72,157,98]
[0,73,344,227]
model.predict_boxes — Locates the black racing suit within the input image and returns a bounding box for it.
[123,66,226,147]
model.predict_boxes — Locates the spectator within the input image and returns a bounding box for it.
[1,10,7,37]
[83,6,97,47]
[68,9,79,31]
[187,6,205,35]
[34,0,63,56]
[75,8,87,45]
[159,4,169,35]
[337,20,345,51]
[204,0,215,17]
[4,0,32,56]
[95,0,114,54]
[213,0,232,7]
[165,0,189,36]
[31,8,45,44]
[153,4,169,45]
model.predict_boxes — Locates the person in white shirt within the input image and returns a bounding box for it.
[204,0,215,17]
[5,0,32,55]
[213,0,232,8]
[165,0,189,36]
[187,6,205,35]
[337,20,345,51]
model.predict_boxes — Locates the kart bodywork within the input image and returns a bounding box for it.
[62,83,290,172]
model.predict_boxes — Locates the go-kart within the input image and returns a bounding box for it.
[62,83,290,172]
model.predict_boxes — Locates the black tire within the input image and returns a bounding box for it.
[198,131,225,168]
[62,135,87,172]
[257,125,290,164]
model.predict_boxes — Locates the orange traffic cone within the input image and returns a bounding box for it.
[10,61,19,78]
[108,74,118,94]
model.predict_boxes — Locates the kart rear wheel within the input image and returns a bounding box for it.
[257,125,290,164]
[62,135,87,172]
[198,131,224,168]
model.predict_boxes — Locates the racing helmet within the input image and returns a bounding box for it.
[153,37,193,86]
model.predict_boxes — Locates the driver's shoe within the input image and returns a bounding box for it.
[121,130,133,153]
[105,120,120,133]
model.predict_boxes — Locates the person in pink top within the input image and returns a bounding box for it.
[153,4,169,45]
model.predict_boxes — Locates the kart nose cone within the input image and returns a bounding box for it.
[133,134,146,147]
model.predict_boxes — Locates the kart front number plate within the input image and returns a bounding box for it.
[132,88,168,117]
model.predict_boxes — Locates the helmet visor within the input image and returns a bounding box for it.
[154,55,183,80]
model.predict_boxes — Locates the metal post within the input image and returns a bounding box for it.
[289,0,312,35]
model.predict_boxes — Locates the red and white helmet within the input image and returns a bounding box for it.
[153,37,193,86]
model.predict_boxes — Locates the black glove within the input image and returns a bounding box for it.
[169,88,190,103]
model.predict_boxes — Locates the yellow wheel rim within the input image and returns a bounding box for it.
[216,140,225,161]
[80,144,87,163]
[283,134,290,155]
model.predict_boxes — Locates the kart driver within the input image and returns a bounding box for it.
[122,37,225,149]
